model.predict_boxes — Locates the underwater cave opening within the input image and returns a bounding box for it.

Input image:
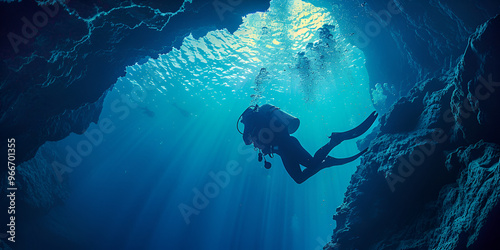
[23,0,380,249]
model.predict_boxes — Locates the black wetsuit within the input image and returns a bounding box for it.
[242,104,377,184]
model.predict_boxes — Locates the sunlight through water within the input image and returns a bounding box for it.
[36,0,376,249]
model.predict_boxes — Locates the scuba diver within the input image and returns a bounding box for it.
[237,104,378,184]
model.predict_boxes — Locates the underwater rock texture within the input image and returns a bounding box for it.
[326,15,500,249]
[2,142,69,213]
[0,0,271,166]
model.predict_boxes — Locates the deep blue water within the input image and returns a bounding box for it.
[28,0,377,249]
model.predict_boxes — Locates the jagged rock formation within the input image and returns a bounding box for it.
[326,15,500,249]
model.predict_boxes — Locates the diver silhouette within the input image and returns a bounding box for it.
[238,104,378,184]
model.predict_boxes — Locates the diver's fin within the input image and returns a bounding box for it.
[329,111,378,141]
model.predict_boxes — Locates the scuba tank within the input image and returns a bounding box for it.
[237,104,300,169]
[263,104,300,135]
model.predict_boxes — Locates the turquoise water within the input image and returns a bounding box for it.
[34,0,375,249]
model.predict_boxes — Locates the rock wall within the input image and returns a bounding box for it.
[326,15,500,249]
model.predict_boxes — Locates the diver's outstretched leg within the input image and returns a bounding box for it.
[329,111,378,142]
[318,148,368,169]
